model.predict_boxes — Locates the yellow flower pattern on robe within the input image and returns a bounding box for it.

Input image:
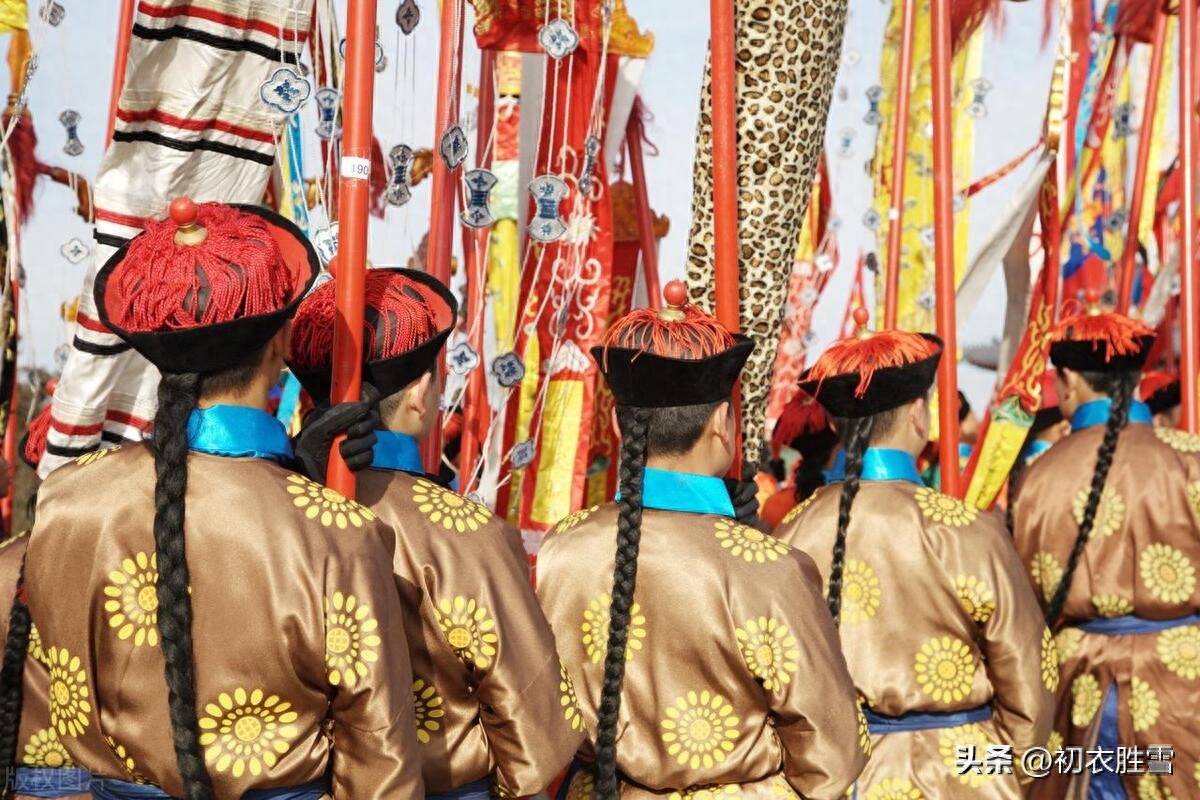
[864,778,924,799]
[435,595,499,669]
[1056,628,1084,665]
[840,559,882,624]
[559,663,584,732]
[953,574,995,623]
[1071,673,1102,727]
[286,475,376,530]
[198,688,299,779]
[914,636,977,704]
[103,551,160,647]
[856,705,872,756]
[564,770,594,800]
[1130,676,1160,732]
[668,787,740,800]
[555,505,598,533]
[27,622,45,665]
[76,446,119,466]
[1030,552,1064,602]
[713,519,789,564]
[1092,594,1134,618]
[47,646,92,738]
[413,478,491,533]
[412,679,444,744]
[1137,774,1177,799]
[1041,627,1060,692]
[1157,625,1200,679]
[938,723,994,787]
[1072,486,1125,538]
[660,690,740,770]
[105,734,144,782]
[1140,544,1197,604]
[734,616,799,691]
[1187,482,1200,522]
[22,728,72,768]
[914,487,978,527]
[581,591,646,664]
[1155,427,1200,453]
[1046,730,1064,754]
[323,591,381,688]
[780,493,817,526]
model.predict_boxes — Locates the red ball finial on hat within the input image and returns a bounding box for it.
[658,280,688,321]
[1083,287,1103,315]
[852,306,872,339]
[169,196,208,245]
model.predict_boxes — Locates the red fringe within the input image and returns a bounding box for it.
[951,0,1002,53]
[107,203,292,332]
[771,390,831,450]
[2,111,42,222]
[23,404,51,468]
[1139,369,1176,400]
[603,304,734,360]
[1052,310,1155,362]
[806,330,939,398]
[1115,0,1160,43]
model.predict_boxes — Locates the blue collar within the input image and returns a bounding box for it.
[618,467,736,518]
[821,449,847,484]
[1071,398,1153,432]
[1023,438,1054,464]
[187,405,293,461]
[860,449,923,484]
[371,430,425,473]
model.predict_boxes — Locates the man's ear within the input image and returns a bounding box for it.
[270,322,292,362]
[710,401,733,450]
[910,396,930,439]
[407,371,436,417]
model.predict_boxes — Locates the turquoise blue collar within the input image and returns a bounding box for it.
[187,405,293,461]
[617,467,735,517]
[1071,398,1152,432]
[1023,439,1054,464]
[860,449,923,484]
[822,449,847,483]
[371,431,424,473]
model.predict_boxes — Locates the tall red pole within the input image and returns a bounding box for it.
[627,109,662,310]
[1117,10,1168,315]
[1180,0,1199,433]
[883,0,917,329]
[930,0,961,495]
[326,0,379,497]
[106,0,136,143]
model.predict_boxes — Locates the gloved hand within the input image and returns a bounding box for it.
[724,462,764,530]
[294,384,381,480]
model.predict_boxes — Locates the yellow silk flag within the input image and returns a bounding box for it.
[0,0,26,33]
[1138,18,1175,248]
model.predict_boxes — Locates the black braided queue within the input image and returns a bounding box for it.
[827,417,874,626]
[0,557,30,769]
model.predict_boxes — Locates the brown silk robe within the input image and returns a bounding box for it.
[536,504,867,799]
[1013,423,1200,799]
[356,468,582,795]
[775,480,1055,799]
[24,445,424,799]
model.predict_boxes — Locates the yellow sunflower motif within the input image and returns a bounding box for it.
[839,559,882,624]
[1030,552,1065,602]
[22,728,73,768]
[937,722,994,787]
[713,519,789,564]
[27,623,46,665]
[953,574,995,624]
[1130,677,1161,732]
[769,776,800,798]
[1071,673,1102,727]
[856,705,873,756]
[412,679,444,744]
[667,785,741,799]
[76,446,119,467]
[1187,483,1200,522]
[103,551,159,647]
[1041,628,1060,692]
[914,636,977,704]
[1055,628,1084,665]
[581,592,646,664]
[660,689,741,770]
[285,474,376,530]
[1195,761,1200,788]
[1157,625,1200,679]
[1137,774,1177,800]
[435,595,499,669]
[914,487,978,527]
[1072,486,1125,538]
[560,663,584,732]
[1092,594,1134,618]
[1154,427,1200,453]
[1140,544,1197,605]
[1046,730,1064,754]
[413,478,491,533]
[198,687,300,779]
[864,778,924,800]
[555,505,598,534]
[735,616,799,691]
[564,771,595,800]
[47,645,92,738]
[104,734,146,783]
[323,591,381,688]
[780,494,818,527]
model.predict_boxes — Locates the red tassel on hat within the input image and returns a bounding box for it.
[771,390,832,453]
[602,280,734,361]
[806,308,940,398]
[1140,369,1178,402]
[1051,296,1155,364]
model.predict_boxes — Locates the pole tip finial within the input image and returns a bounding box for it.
[169,197,208,246]
[659,279,688,321]
[1084,287,1103,315]
[852,306,872,338]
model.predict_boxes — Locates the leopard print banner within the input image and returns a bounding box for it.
[686,0,848,464]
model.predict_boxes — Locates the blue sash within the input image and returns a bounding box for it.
[1077,612,1200,636]
[863,705,992,734]
[90,777,329,800]
[11,768,90,798]
[427,777,491,800]
[1089,688,1125,800]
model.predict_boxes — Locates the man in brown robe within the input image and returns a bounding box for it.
[1013,302,1200,799]
[776,311,1054,799]
[289,267,583,798]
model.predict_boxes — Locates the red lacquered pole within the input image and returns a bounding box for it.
[627,107,662,309]
[883,0,917,329]
[106,0,136,143]
[1181,0,1199,433]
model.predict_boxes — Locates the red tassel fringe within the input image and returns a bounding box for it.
[1052,310,1155,362]
[23,404,51,468]
[603,304,734,360]
[806,329,940,398]
[2,111,42,221]
[770,390,832,451]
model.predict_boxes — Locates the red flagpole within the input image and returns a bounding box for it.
[883,0,917,329]
[1180,0,1199,433]
[326,0,378,497]
[930,0,961,495]
[106,0,136,143]
[627,107,662,309]
[1117,9,1168,315]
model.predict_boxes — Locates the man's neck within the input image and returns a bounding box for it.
[645,454,719,477]
[197,389,270,412]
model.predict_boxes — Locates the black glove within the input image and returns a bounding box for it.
[294,386,381,480]
[724,462,764,530]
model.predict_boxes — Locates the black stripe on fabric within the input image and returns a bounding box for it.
[112,129,274,167]
[94,232,131,249]
[72,337,131,357]
[131,23,301,65]
[100,431,130,445]
[46,442,93,458]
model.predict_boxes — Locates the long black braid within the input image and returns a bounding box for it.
[153,372,214,800]
[0,557,30,769]
[1044,372,1136,627]
[594,404,650,800]
[827,417,874,626]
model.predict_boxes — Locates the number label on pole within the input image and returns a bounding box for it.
[341,156,372,181]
